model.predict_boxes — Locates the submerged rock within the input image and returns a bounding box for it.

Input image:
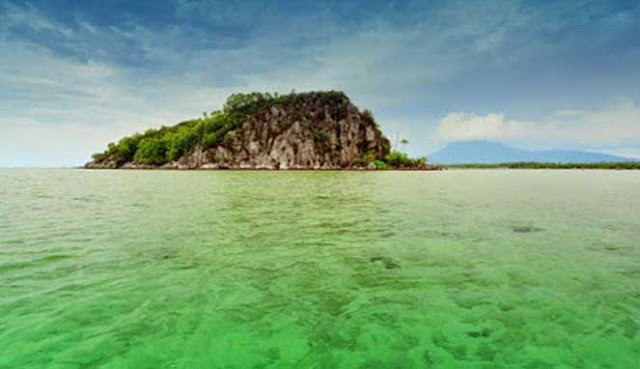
[370,256,401,270]
[511,225,545,233]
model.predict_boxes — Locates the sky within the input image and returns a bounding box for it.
[1,0,639,167]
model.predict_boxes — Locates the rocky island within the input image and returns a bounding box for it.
[86,91,431,170]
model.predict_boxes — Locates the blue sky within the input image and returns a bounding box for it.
[1,0,639,166]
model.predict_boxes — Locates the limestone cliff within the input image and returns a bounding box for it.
[86,91,408,170]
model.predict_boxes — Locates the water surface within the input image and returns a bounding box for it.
[1,169,639,368]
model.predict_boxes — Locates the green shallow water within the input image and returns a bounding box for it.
[1,169,639,368]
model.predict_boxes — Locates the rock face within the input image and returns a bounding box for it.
[210,103,388,169]
[86,91,392,170]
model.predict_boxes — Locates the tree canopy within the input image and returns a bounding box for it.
[91,91,353,166]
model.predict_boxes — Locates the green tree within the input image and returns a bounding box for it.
[400,138,409,150]
[134,137,168,165]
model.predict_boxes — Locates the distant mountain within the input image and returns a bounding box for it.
[429,141,634,164]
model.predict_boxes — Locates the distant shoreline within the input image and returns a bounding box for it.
[444,162,640,170]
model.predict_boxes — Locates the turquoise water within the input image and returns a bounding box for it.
[1,169,639,368]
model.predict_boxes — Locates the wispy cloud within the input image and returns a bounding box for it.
[1,2,72,36]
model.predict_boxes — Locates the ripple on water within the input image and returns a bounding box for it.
[0,169,639,368]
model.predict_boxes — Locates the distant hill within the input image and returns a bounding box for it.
[429,141,634,164]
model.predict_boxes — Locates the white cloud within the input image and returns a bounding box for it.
[0,41,240,166]
[436,100,640,148]
[436,112,530,141]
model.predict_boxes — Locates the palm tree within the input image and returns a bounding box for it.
[400,138,409,152]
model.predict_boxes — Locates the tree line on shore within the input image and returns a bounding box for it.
[446,162,640,169]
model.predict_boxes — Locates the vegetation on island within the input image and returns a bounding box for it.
[354,150,427,169]
[446,162,640,170]
[90,91,428,169]
[352,137,427,169]
[92,91,311,166]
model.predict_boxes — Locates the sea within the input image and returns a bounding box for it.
[1,169,639,368]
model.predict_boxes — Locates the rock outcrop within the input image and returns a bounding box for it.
[216,103,387,169]
[85,91,436,170]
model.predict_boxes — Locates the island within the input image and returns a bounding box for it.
[86,91,436,170]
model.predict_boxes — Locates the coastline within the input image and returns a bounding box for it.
[81,165,446,171]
